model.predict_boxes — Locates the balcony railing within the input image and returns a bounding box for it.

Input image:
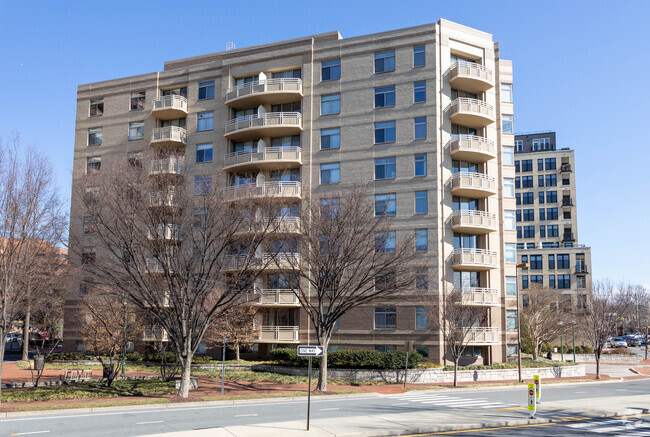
[456,327,500,345]
[222,253,300,271]
[448,135,496,161]
[448,98,495,127]
[224,146,301,169]
[151,95,188,119]
[150,126,187,146]
[255,289,299,306]
[563,233,575,242]
[224,112,302,137]
[145,258,176,275]
[224,181,301,200]
[225,78,302,103]
[256,326,300,343]
[450,172,497,197]
[149,157,184,176]
[147,224,181,242]
[454,288,499,306]
[452,248,498,270]
[143,325,168,342]
[447,61,494,93]
[451,210,497,233]
[149,191,180,208]
[562,198,573,207]
[560,164,572,173]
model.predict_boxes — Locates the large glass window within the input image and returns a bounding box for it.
[530,255,543,269]
[546,174,557,187]
[549,275,556,288]
[413,45,425,67]
[196,143,213,163]
[270,135,301,148]
[416,307,428,329]
[130,91,145,110]
[522,192,534,204]
[375,50,395,73]
[414,117,427,139]
[523,209,534,221]
[506,310,518,330]
[321,94,341,115]
[524,226,535,238]
[375,231,396,253]
[502,114,513,134]
[86,157,101,175]
[503,146,514,166]
[375,86,395,108]
[321,59,341,81]
[548,255,555,269]
[415,229,428,252]
[558,274,571,289]
[198,81,215,100]
[504,210,516,230]
[532,138,550,151]
[375,157,396,180]
[375,194,396,216]
[321,128,340,150]
[414,154,427,176]
[557,254,570,269]
[414,81,426,103]
[88,127,102,146]
[197,112,214,131]
[375,307,396,329]
[521,160,533,172]
[89,99,104,116]
[195,175,212,195]
[505,243,516,263]
[320,162,340,184]
[547,208,558,220]
[503,178,515,197]
[506,277,516,296]
[375,121,396,143]
[128,122,144,140]
[548,225,559,237]
[415,191,428,214]
[501,83,513,102]
[547,191,558,203]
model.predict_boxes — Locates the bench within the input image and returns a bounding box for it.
[61,369,93,381]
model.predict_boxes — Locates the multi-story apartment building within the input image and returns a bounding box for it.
[64,19,520,365]
[514,132,592,309]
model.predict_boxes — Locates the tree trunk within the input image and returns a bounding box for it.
[532,342,538,361]
[453,358,459,387]
[595,353,600,380]
[22,296,31,361]
[316,338,329,391]
[178,354,194,398]
[235,343,240,362]
[0,332,6,406]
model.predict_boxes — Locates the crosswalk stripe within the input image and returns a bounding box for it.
[567,419,629,428]
[422,400,492,406]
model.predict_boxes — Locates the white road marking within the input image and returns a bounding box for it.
[136,421,164,425]
[11,432,50,436]
[319,408,339,411]
[616,388,628,391]
[575,391,587,393]
[567,419,629,428]
[391,403,410,406]
[234,414,258,417]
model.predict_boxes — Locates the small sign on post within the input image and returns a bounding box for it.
[533,374,541,403]
[297,345,324,431]
[527,383,536,418]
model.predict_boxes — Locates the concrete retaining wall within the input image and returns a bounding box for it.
[573,353,642,364]
[252,364,585,383]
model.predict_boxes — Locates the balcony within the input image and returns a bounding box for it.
[150,126,187,148]
[255,326,300,344]
[224,181,301,201]
[456,327,500,345]
[149,191,181,208]
[151,95,188,120]
[149,157,184,176]
[562,198,574,207]
[143,325,168,342]
[224,112,302,140]
[454,288,500,306]
[451,210,497,234]
[255,289,300,307]
[448,98,494,128]
[225,78,303,109]
[237,216,301,236]
[562,233,575,242]
[448,135,496,162]
[574,264,588,274]
[224,146,301,171]
[560,164,572,173]
[449,172,497,198]
[145,258,176,275]
[452,248,498,271]
[147,224,181,243]
[447,61,494,94]
[222,253,300,272]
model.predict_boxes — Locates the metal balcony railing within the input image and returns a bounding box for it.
[560,164,572,173]
[223,181,301,200]
[454,287,499,306]
[224,146,301,168]
[143,325,168,342]
[150,126,187,145]
[152,95,188,113]
[225,112,302,135]
[255,289,299,306]
[447,61,493,85]
[450,172,497,194]
[226,78,302,102]
[256,326,299,342]
[448,98,495,120]
[455,327,500,345]
[451,210,497,231]
[448,135,496,159]
[149,157,184,175]
[452,248,498,268]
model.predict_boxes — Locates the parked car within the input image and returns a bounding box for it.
[612,337,628,348]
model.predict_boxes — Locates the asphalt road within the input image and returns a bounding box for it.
[1,379,648,437]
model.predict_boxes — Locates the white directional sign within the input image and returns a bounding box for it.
[297,345,324,357]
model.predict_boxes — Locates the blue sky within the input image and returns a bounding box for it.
[0,0,648,287]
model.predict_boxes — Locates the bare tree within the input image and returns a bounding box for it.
[520,284,570,360]
[209,305,257,361]
[629,285,649,334]
[580,281,633,379]
[431,289,486,387]
[72,152,279,397]
[281,186,417,391]
[0,134,67,405]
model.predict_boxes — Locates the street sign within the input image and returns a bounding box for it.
[533,374,541,399]
[298,345,324,357]
[527,383,536,417]
[405,341,413,352]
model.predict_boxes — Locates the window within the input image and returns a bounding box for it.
[532,138,550,151]
[522,275,529,289]
[86,157,101,175]
[375,157,396,180]
[89,99,103,116]
[503,178,515,197]
[515,161,520,172]
[503,146,514,166]
[546,191,557,203]
[321,59,341,81]
[502,115,513,134]
[321,128,340,150]
[375,345,397,353]
[545,158,556,170]
[521,160,533,172]
[538,175,544,187]
[81,247,96,265]
[415,191,428,214]
[547,208,558,220]
[577,277,586,289]
[130,91,145,110]
[548,225,559,237]
[538,192,544,204]
[501,83,513,102]
[82,217,96,234]
[558,274,571,289]
[414,117,427,139]
[374,121,396,143]
[504,210,516,230]
[515,178,521,190]
[416,307,428,329]
[523,209,534,221]
[88,127,102,146]
[549,275,556,288]
[194,175,212,195]
[272,69,301,79]
[516,226,522,238]
[413,81,426,103]
[515,140,523,152]
[414,154,427,176]
[272,101,301,112]
[507,310,518,330]
[548,255,555,269]
[530,255,542,269]
[375,194,396,216]
[375,307,396,329]
[128,122,144,140]
[416,268,428,290]
[521,176,532,188]
[540,225,546,237]
[196,143,213,163]
[537,159,544,171]
[506,277,516,296]
[415,229,428,252]
[413,45,425,67]
[197,112,214,131]
[161,86,187,98]
[505,243,516,263]
[524,226,535,238]
[375,231,396,253]
[522,192,534,204]
[557,254,570,269]
[375,86,395,108]
[539,209,546,220]
[516,210,521,222]
[198,81,214,100]
[321,94,341,114]
[270,135,300,148]
[320,198,340,219]
[320,162,340,184]
[375,50,395,73]
[563,178,570,186]
[546,174,557,187]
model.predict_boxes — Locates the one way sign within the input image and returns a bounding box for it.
[297,345,324,357]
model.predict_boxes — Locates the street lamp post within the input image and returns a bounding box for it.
[121,296,127,378]
[515,263,529,383]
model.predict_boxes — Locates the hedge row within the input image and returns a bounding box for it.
[270,348,423,369]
